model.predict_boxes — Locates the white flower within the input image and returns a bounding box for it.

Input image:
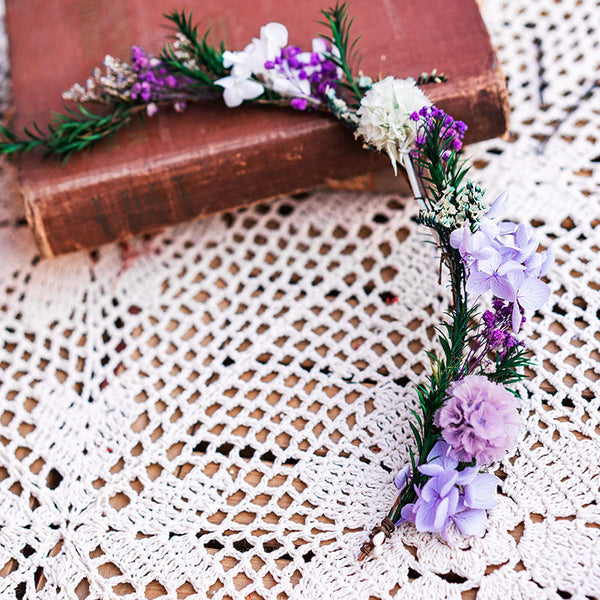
[355,77,431,174]
[214,75,265,107]
[217,22,289,107]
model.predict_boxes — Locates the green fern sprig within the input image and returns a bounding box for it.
[161,10,226,86]
[0,104,135,161]
[319,3,363,105]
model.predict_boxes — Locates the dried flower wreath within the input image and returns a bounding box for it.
[0,5,553,560]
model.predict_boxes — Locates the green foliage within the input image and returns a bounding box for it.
[0,104,135,160]
[488,345,532,386]
[161,10,227,86]
[413,121,470,209]
[388,302,478,523]
[319,3,363,106]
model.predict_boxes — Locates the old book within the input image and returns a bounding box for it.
[5,0,508,257]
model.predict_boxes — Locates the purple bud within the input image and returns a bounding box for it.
[290,98,308,110]
[322,61,337,74]
[492,298,505,311]
[317,82,329,95]
[482,310,495,328]
[264,60,275,70]
[165,75,177,87]
[452,137,463,151]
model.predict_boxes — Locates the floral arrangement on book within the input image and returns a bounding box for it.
[0,5,553,559]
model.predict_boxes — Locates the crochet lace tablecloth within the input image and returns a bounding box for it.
[1,1,599,599]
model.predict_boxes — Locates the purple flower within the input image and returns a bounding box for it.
[260,39,341,108]
[435,376,521,465]
[468,299,524,366]
[394,464,411,491]
[290,97,308,110]
[400,441,499,538]
[411,106,468,157]
[128,45,191,105]
[450,192,554,332]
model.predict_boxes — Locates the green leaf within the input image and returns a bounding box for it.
[319,3,363,105]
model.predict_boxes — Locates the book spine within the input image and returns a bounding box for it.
[24,121,391,257]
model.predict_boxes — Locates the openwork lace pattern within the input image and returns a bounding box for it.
[0,0,599,598]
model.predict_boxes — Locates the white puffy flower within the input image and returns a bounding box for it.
[356,76,431,174]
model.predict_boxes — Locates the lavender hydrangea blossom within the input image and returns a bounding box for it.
[400,441,499,539]
[450,192,554,332]
[435,375,521,465]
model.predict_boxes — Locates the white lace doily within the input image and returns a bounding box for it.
[1,0,599,598]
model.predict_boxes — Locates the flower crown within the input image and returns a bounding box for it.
[0,4,553,559]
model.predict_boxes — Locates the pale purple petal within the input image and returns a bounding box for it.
[418,462,444,477]
[514,224,538,261]
[426,441,458,471]
[466,269,492,296]
[455,466,479,485]
[414,499,442,531]
[430,469,459,498]
[394,465,411,491]
[485,190,509,219]
[449,227,466,251]
[498,221,517,235]
[489,275,515,302]
[517,277,551,311]
[401,503,417,523]
[447,486,459,516]
[452,508,487,536]
[464,473,499,509]
[538,246,554,277]
[511,301,522,333]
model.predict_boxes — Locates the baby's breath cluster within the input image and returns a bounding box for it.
[63,55,137,103]
[419,181,488,230]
